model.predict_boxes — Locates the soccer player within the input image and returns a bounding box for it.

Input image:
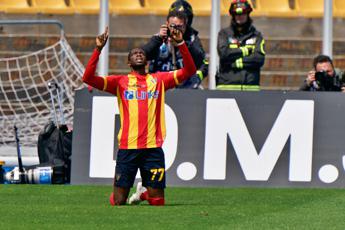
[82,27,196,206]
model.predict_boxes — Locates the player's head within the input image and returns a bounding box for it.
[166,10,188,34]
[229,0,252,26]
[169,0,194,27]
[127,48,147,69]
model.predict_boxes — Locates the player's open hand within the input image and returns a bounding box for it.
[96,26,109,51]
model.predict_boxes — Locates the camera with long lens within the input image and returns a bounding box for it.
[1,164,66,184]
[3,166,52,184]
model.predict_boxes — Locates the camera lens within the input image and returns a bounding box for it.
[315,71,327,81]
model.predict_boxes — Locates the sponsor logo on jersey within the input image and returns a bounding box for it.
[124,90,159,100]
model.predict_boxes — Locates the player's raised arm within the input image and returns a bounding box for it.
[82,27,109,90]
[175,41,197,81]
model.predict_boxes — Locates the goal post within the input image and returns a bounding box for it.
[0,20,85,165]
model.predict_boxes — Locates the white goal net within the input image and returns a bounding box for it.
[0,36,85,164]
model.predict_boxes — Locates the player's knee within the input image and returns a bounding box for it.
[118,200,127,205]
[148,197,165,206]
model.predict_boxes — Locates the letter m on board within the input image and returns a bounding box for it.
[203,99,314,182]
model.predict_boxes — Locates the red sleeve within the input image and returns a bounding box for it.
[82,48,106,91]
[82,48,121,94]
[160,42,197,90]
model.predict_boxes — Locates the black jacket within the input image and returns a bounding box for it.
[142,27,208,89]
[300,68,345,91]
[217,22,265,88]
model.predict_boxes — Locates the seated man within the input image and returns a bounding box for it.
[300,54,345,92]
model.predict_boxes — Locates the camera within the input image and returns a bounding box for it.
[314,70,333,89]
[166,23,183,37]
[315,71,327,82]
[1,164,67,184]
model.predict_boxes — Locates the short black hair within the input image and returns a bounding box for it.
[313,54,334,70]
[166,9,188,23]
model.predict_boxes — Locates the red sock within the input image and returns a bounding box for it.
[148,197,165,206]
[109,192,115,206]
[140,191,149,201]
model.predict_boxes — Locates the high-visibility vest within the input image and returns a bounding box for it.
[216,84,260,91]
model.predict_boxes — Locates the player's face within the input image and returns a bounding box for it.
[128,48,147,67]
[315,62,334,77]
[167,16,186,34]
[234,13,248,25]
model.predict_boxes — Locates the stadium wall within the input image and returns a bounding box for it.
[71,88,345,188]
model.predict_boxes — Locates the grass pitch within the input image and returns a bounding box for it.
[0,185,345,229]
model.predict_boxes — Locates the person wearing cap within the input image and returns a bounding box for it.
[142,0,208,89]
[217,0,265,91]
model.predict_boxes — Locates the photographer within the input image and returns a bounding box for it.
[300,54,345,92]
[142,8,207,89]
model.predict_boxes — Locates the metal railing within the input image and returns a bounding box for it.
[0,19,64,37]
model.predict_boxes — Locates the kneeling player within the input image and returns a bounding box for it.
[82,26,196,205]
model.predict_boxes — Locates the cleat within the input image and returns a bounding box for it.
[128,182,147,205]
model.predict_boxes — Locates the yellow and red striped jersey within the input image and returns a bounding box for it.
[83,42,196,149]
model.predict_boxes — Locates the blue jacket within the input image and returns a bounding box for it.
[142,27,208,89]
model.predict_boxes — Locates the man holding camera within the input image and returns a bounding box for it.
[142,9,207,89]
[300,54,345,92]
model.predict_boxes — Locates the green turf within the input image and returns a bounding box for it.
[0,185,345,229]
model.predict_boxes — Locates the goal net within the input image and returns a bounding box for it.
[0,36,85,164]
